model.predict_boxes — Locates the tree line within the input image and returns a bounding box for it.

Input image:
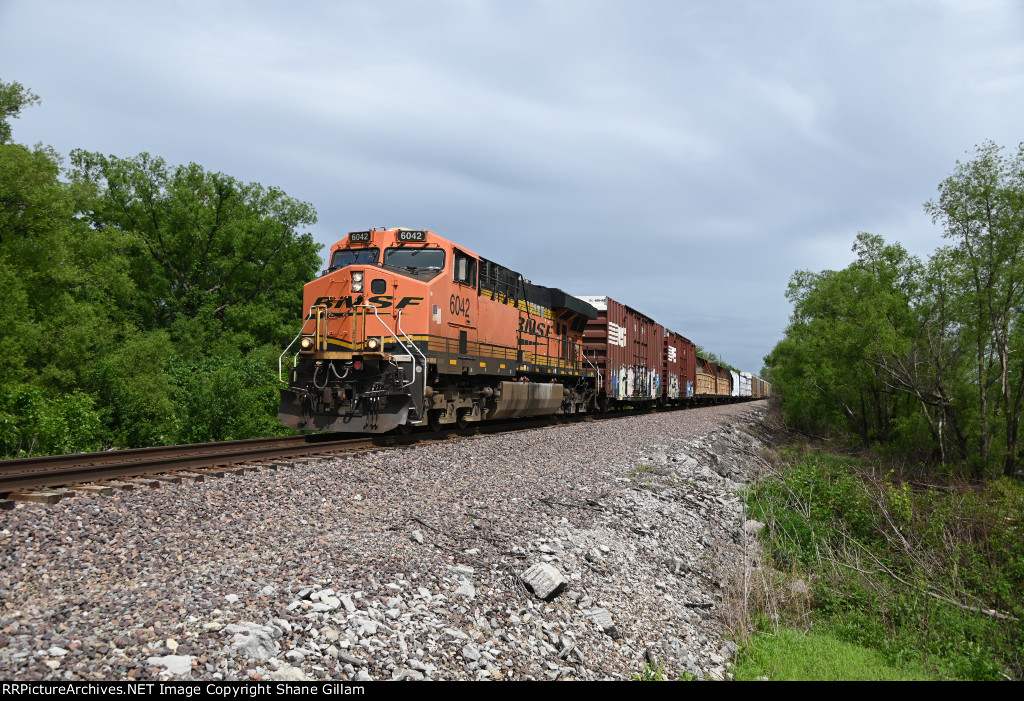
[765,141,1024,478]
[0,80,322,456]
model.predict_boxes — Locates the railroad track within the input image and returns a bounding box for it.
[0,415,566,503]
[0,401,759,506]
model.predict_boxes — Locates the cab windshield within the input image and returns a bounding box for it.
[383,247,445,272]
[330,247,379,271]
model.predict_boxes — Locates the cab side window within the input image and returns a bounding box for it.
[453,249,477,288]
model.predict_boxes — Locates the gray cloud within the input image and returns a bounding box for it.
[2,0,1022,371]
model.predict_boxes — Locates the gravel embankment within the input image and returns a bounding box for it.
[0,401,767,681]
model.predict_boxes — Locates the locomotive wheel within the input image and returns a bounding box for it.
[456,410,470,429]
[394,422,413,435]
[427,410,442,433]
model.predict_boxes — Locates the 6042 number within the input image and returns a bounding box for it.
[450,294,470,318]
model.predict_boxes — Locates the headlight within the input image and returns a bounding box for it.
[366,338,380,351]
[300,337,313,350]
[352,271,364,292]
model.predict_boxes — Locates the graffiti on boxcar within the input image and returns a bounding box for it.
[611,365,661,400]
[668,374,680,399]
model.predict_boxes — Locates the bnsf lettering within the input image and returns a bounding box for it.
[314,295,364,309]
[518,317,550,337]
[310,295,424,311]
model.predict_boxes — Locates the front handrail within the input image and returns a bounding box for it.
[396,308,428,376]
[279,310,316,383]
[361,304,420,387]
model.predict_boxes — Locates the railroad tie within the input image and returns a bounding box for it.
[7,490,71,504]
[195,469,226,478]
[126,478,162,489]
[72,485,115,496]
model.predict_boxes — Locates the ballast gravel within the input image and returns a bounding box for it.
[0,402,768,681]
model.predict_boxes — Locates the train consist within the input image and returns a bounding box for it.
[278,228,769,434]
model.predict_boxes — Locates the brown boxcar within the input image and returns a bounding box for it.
[663,329,696,404]
[578,296,664,408]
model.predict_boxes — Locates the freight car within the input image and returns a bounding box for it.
[713,362,732,397]
[278,228,599,433]
[577,296,663,411]
[279,228,770,433]
[663,329,696,407]
[694,356,717,400]
[739,371,753,398]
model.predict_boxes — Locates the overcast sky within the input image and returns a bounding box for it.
[2,0,1022,371]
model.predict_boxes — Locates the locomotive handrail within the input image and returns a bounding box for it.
[396,308,428,382]
[279,311,316,383]
[581,345,602,391]
[362,304,422,388]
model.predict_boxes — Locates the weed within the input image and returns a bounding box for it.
[632,663,666,681]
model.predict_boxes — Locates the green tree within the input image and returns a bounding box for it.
[0,79,39,144]
[0,80,322,454]
[69,151,322,350]
[925,141,1024,476]
[0,113,134,453]
[766,234,927,449]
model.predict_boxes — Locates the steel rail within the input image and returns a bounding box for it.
[0,435,380,494]
[0,433,347,472]
[0,400,764,497]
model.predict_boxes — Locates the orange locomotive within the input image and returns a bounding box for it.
[279,228,599,433]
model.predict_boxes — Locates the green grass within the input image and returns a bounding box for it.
[733,628,936,681]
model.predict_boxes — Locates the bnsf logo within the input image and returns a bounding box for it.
[310,295,423,313]
[519,316,551,337]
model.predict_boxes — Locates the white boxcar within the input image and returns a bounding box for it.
[739,371,753,397]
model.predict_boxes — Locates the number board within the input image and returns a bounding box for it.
[349,231,371,243]
[396,230,426,242]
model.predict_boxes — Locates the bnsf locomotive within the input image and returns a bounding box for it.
[278,228,769,434]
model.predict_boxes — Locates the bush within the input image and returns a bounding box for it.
[0,384,103,456]
[742,450,1023,680]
